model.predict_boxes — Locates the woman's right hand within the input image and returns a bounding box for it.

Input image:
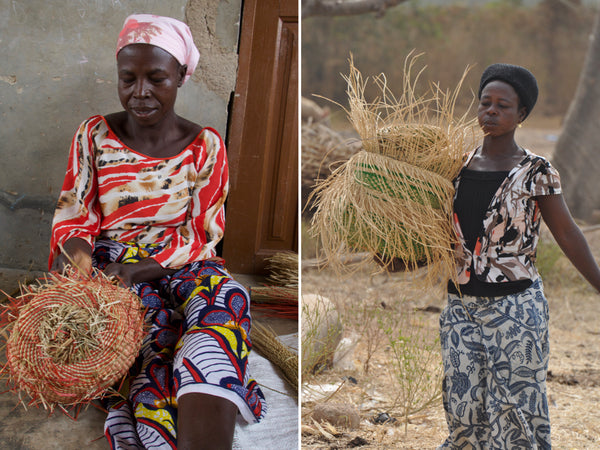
[374,253,408,272]
[51,237,93,275]
[373,253,427,272]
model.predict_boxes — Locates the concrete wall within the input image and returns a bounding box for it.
[0,0,241,290]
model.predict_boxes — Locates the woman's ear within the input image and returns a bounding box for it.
[178,64,188,87]
[518,106,527,123]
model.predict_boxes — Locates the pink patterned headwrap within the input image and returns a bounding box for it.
[116,14,200,84]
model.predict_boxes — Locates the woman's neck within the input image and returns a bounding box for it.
[468,135,525,171]
[125,112,180,145]
[105,111,203,159]
[480,134,521,159]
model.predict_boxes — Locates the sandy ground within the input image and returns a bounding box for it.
[301,123,600,449]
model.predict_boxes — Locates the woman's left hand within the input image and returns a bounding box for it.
[104,259,177,287]
[103,262,137,287]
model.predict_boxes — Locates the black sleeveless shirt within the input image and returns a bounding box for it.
[448,168,532,297]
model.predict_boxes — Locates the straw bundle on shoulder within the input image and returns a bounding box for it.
[0,268,145,413]
[309,53,480,287]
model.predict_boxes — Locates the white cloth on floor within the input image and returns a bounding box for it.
[233,333,298,450]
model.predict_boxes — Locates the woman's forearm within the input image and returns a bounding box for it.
[538,194,600,293]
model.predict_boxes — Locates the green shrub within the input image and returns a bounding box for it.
[536,239,564,281]
[379,311,443,433]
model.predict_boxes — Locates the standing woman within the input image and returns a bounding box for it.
[439,64,600,449]
[49,15,265,449]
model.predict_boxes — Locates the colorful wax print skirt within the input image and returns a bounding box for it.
[93,239,266,449]
[438,278,550,450]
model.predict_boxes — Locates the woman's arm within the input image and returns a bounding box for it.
[537,194,600,293]
[49,117,103,270]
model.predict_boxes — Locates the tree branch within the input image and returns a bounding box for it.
[302,0,408,19]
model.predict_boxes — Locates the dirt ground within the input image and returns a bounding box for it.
[301,121,600,449]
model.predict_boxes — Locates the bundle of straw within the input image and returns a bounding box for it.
[0,269,145,412]
[251,252,299,319]
[265,252,298,288]
[310,52,480,287]
[301,121,362,218]
[251,321,298,392]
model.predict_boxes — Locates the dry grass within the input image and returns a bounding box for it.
[248,253,299,392]
[265,252,299,289]
[301,266,448,449]
[251,252,299,320]
[252,321,298,393]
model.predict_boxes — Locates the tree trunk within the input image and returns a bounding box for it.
[553,9,600,221]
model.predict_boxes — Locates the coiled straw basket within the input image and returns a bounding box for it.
[1,269,145,412]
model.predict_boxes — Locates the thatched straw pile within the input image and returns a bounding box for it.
[0,269,145,413]
[310,53,480,287]
[247,252,299,392]
[265,252,299,289]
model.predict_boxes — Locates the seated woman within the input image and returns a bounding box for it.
[49,14,265,450]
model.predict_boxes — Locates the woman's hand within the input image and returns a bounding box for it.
[51,237,93,275]
[538,194,600,293]
[373,253,426,272]
[103,258,177,287]
[103,263,136,287]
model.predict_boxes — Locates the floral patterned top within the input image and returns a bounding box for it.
[49,115,228,270]
[453,148,561,284]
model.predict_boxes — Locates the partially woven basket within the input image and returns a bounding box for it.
[1,269,145,411]
[376,124,467,181]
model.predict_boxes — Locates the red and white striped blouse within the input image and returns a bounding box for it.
[49,115,228,269]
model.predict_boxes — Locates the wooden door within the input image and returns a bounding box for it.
[223,0,298,274]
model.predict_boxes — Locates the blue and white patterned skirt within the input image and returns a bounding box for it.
[438,278,550,449]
